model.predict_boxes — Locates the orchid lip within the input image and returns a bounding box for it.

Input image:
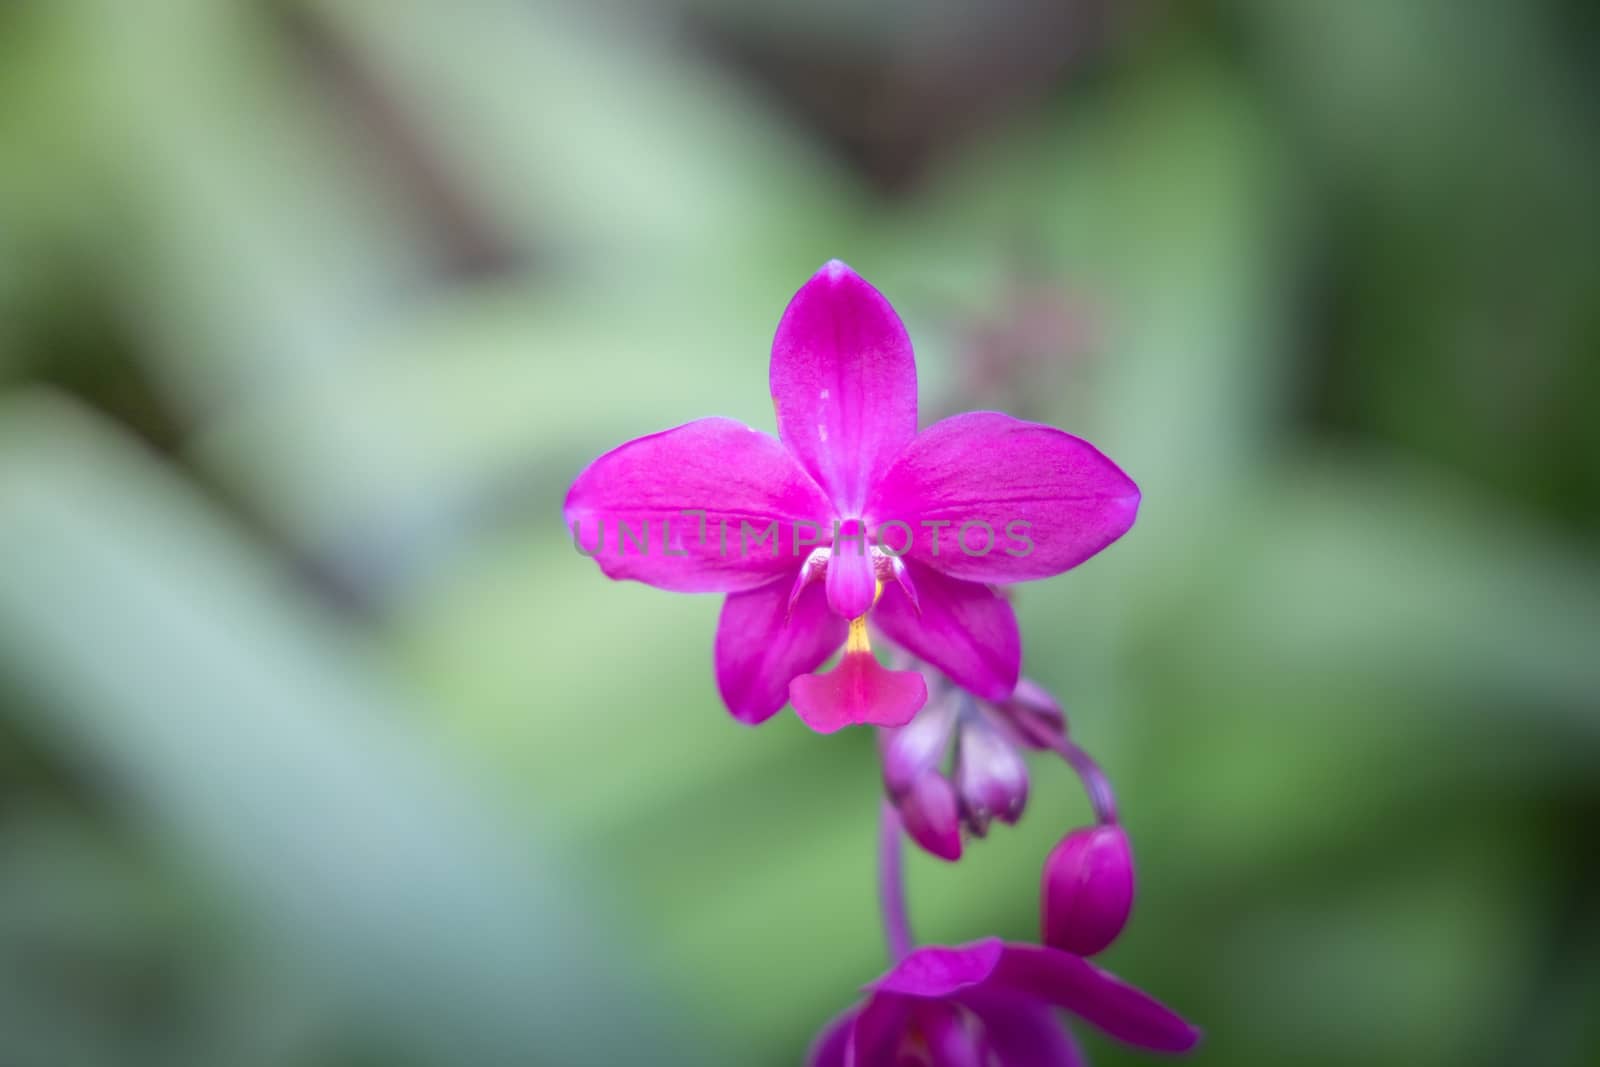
[789,615,928,732]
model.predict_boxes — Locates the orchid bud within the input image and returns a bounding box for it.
[897,770,963,862]
[1041,824,1134,956]
[994,677,1066,750]
[879,699,957,796]
[954,717,1029,837]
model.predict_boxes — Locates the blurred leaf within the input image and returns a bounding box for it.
[0,391,700,1067]
[1173,452,1600,731]
[1234,0,1600,529]
[903,57,1300,497]
[186,274,794,602]
[56,0,432,411]
[310,0,857,275]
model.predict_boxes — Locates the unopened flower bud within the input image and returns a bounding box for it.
[1041,824,1134,956]
[897,770,962,862]
[995,677,1067,750]
[955,718,1029,837]
[879,699,957,796]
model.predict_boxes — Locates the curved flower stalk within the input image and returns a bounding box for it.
[808,804,1197,1067]
[565,261,1139,732]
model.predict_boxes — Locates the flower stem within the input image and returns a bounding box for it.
[878,799,915,963]
[1052,736,1119,824]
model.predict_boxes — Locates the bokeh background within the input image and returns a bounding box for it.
[2,1,1598,1065]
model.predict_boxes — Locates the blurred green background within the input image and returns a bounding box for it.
[2,1,1598,1065]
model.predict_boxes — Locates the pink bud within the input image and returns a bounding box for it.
[954,718,1029,837]
[898,771,963,862]
[1041,824,1133,956]
[994,677,1066,750]
[879,699,957,795]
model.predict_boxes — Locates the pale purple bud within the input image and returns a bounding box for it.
[879,698,957,796]
[994,677,1066,750]
[954,717,1029,837]
[1041,824,1134,956]
[897,770,963,862]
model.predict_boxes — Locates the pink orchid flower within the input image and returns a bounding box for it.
[565,261,1139,732]
[808,939,1198,1067]
[807,800,1193,1067]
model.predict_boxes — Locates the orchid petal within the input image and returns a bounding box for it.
[868,412,1139,583]
[770,261,918,515]
[985,946,1200,1053]
[848,995,913,1067]
[961,994,1085,1067]
[566,417,831,592]
[789,651,927,733]
[715,579,847,725]
[872,562,1019,702]
[806,1006,858,1067]
[870,940,1005,999]
[916,1002,986,1067]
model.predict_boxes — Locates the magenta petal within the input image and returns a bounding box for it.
[916,1002,986,1067]
[789,651,927,733]
[715,579,847,725]
[871,940,1005,998]
[872,562,1020,702]
[1041,825,1135,957]
[770,261,919,515]
[849,995,913,1067]
[806,1006,858,1067]
[566,417,832,592]
[987,946,1200,1053]
[961,994,1085,1067]
[867,412,1139,584]
[898,769,963,862]
[826,520,876,618]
